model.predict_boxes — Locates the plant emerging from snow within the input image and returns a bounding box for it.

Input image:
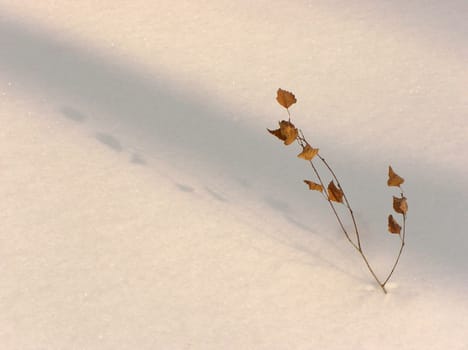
[267,89,408,293]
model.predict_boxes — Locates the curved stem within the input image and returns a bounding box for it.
[382,211,406,286]
[309,154,386,292]
[318,155,361,249]
[307,159,358,250]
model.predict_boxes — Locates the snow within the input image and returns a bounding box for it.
[1,1,467,349]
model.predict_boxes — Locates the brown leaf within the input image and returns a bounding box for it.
[297,144,319,161]
[267,120,298,145]
[304,180,323,192]
[327,181,344,203]
[276,88,297,109]
[387,166,404,187]
[393,196,408,215]
[279,121,298,145]
[267,127,283,140]
[388,214,401,234]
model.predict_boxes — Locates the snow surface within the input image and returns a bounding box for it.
[1,1,467,349]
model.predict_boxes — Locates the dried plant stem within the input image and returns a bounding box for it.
[297,130,406,294]
[308,159,359,250]
[382,194,406,286]
[382,236,405,286]
[270,89,408,293]
[318,162,388,293]
[318,155,388,293]
[318,157,360,244]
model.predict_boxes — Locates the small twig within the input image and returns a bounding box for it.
[382,192,407,287]
[318,155,362,249]
[309,160,359,250]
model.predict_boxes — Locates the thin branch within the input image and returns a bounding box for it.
[382,192,407,286]
[307,160,359,250]
[318,155,361,249]
[315,154,388,292]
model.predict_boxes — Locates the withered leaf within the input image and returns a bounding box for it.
[304,180,323,192]
[387,166,404,187]
[267,127,283,140]
[276,88,297,109]
[388,214,401,234]
[393,196,408,215]
[327,181,344,203]
[267,120,298,145]
[279,121,298,145]
[297,144,319,161]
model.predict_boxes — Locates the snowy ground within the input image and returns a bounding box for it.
[1,1,467,349]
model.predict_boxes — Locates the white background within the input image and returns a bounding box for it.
[1,1,467,349]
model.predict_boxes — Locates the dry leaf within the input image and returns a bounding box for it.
[304,180,323,192]
[298,144,319,161]
[393,196,408,215]
[276,88,297,109]
[388,214,401,234]
[387,166,404,187]
[267,120,298,145]
[279,121,298,145]
[327,181,344,203]
[267,127,283,140]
